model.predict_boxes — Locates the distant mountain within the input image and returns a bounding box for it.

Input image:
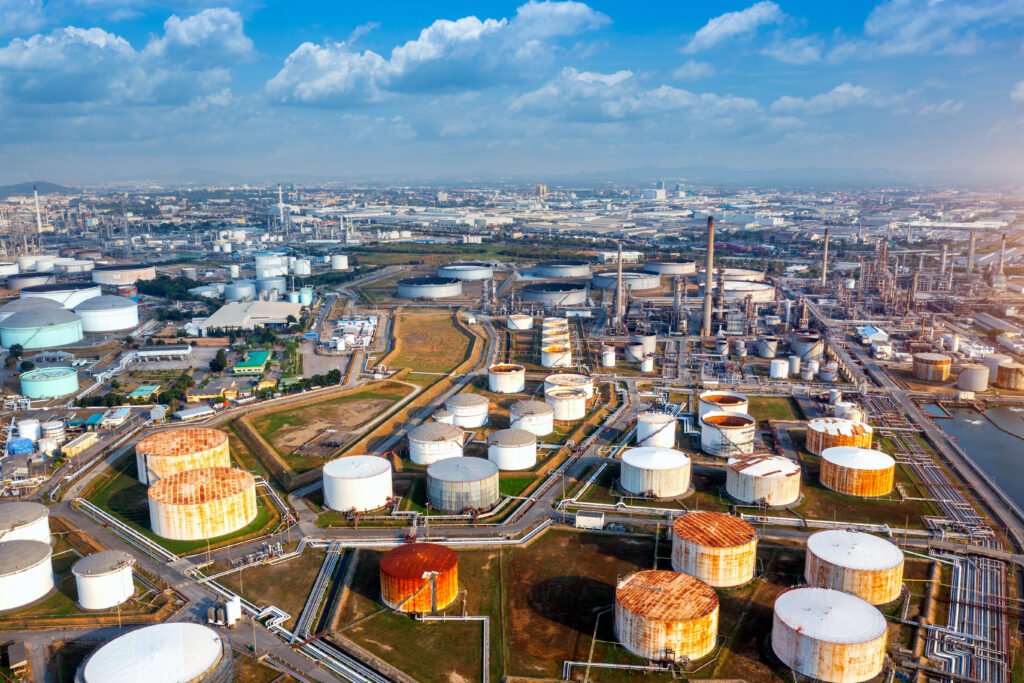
[0,181,76,197]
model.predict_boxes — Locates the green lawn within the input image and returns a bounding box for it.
[499,476,535,497]
[747,396,802,422]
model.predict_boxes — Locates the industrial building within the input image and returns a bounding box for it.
[614,570,719,662]
[198,300,303,334]
[671,511,758,588]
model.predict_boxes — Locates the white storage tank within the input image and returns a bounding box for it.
[545,387,587,421]
[540,344,573,368]
[619,447,691,498]
[488,364,526,393]
[623,342,645,362]
[510,400,555,436]
[17,418,40,441]
[636,411,677,448]
[819,362,840,382]
[805,530,905,605]
[78,623,231,683]
[331,254,349,270]
[640,356,655,373]
[788,355,802,376]
[700,412,756,457]
[0,539,54,611]
[983,353,1013,376]
[444,393,489,428]
[322,456,393,512]
[544,373,594,399]
[506,314,534,330]
[725,455,801,506]
[20,282,102,308]
[147,467,258,541]
[425,457,500,512]
[769,358,789,378]
[487,429,537,471]
[757,336,779,358]
[74,295,140,332]
[957,363,990,392]
[73,550,135,610]
[407,422,464,465]
[697,390,749,419]
[601,346,616,367]
[0,502,50,544]
[772,587,888,683]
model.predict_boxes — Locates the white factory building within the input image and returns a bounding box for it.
[197,301,303,334]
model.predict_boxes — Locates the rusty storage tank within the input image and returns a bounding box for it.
[805,417,873,455]
[697,390,749,419]
[995,362,1024,391]
[912,352,952,382]
[772,587,887,683]
[805,530,905,605]
[700,411,756,457]
[135,428,231,485]
[614,570,719,662]
[819,446,895,497]
[956,363,990,392]
[619,447,691,498]
[509,399,554,436]
[425,457,500,512]
[725,455,801,506]
[488,363,526,393]
[635,411,677,448]
[147,467,257,541]
[671,511,758,588]
[380,542,458,613]
[544,372,595,399]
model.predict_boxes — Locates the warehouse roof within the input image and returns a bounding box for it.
[198,301,302,331]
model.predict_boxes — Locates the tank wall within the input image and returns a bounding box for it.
[77,567,134,610]
[620,462,690,498]
[148,486,258,541]
[820,462,894,497]
[671,538,758,588]
[636,418,676,448]
[79,307,139,332]
[20,370,79,399]
[0,556,53,610]
[510,411,553,436]
[136,441,231,486]
[381,566,458,613]
[426,474,500,512]
[489,368,526,393]
[806,428,873,455]
[771,615,887,683]
[1,320,83,349]
[726,469,801,506]
[546,393,586,420]
[701,423,755,457]
[995,365,1024,390]
[488,443,536,471]
[0,516,50,545]
[805,553,904,605]
[408,439,463,465]
[913,360,951,382]
[615,601,718,661]
[323,469,392,512]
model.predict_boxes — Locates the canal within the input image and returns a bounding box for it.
[933,406,1024,510]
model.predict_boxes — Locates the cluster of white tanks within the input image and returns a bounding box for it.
[0,502,56,612]
[540,316,573,368]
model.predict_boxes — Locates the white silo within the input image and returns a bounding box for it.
[545,388,587,421]
[635,412,677,448]
[331,254,349,270]
[510,400,555,436]
[957,364,989,392]
[544,373,595,398]
[507,314,534,330]
[601,346,616,367]
[700,412,756,457]
[407,423,464,465]
[619,447,691,498]
[769,358,789,378]
[697,390,749,419]
[487,429,537,471]
[640,356,655,373]
[73,550,135,610]
[725,455,801,506]
[488,364,526,393]
[444,393,489,428]
[17,418,40,441]
[788,355,801,376]
[322,456,393,512]
[0,502,50,545]
[0,539,54,611]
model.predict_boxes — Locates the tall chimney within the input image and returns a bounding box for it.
[999,233,1007,274]
[820,228,830,288]
[33,186,43,235]
[672,276,683,334]
[701,215,715,337]
[967,229,977,276]
[940,243,948,277]
[613,242,624,328]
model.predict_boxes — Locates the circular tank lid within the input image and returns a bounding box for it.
[673,511,757,546]
[489,363,525,373]
[441,261,491,269]
[445,393,489,408]
[92,262,153,271]
[20,282,99,293]
[637,411,676,424]
[380,542,457,579]
[545,373,591,385]
[821,446,894,471]
[699,390,748,405]
[807,417,874,437]
[616,570,717,621]
[19,366,76,381]
[136,428,228,457]
[622,447,689,470]
[537,259,589,267]
[0,298,62,313]
[523,282,587,293]
[512,400,554,416]
[72,550,135,577]
[427,456,498,482]
[487,428,536,447]
[0,308,81,329]
[409,422,464,442]
[147,466,255,505]
[727,455,800,478]
[74,295,137,311]
[0,501,48,530]
[701,411,756,428]
[807,530,903,570]
[82,623,224,683]
[959,363,987,372]
[774,587,886,643]
[399,276,460,286]
[323,455,391,479]
[915,352,952,362]
[0,539,51,575]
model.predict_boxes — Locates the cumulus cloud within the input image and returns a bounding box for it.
[144,8,254,64]
[771,83,879,114]
[267,1,609,105]
[1013,81,1024,104]
[682,1,783,53]
[762,35,823,64]
[672,60,715,80]
[918,99,965,116]
[0,0,45,38]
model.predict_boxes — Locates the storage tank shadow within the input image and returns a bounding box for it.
[527,575,612,633]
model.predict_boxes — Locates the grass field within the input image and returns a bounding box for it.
[388,309,472,375]
[747,396,802,422]
[232,655,300,683]
[498,476,535,497]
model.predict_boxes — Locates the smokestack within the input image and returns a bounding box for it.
[940,243,948,277]
[967,229,977,276]
[278,183,285,229]
[701,215,715,337]
[999,233,1007,274]
[33,185,43,235]
[820,228,830,288]
[672,276,683,334]
[613,242,624,328]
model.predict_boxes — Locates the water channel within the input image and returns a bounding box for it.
[932,405,1024,510]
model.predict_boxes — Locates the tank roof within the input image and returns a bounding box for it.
[701,412,755,428]
[545,373,591,385]
[727,455,800,478]
[0,501,48,531]
[72,550,135,576]
[0,539,50,574]
[74,295,137,311]
[821,446,894,471]
[489,363,525,373]
[147,467,254,505]
[774,587,886,643]
[523,282,587,292]
[622,447,690,470]
[409,422,464,442]
[92,262,153,271]
[673,511,757,547]
[616,570,717,621]
[82,623,224,683]
[1,308,81,329]
[914,352,952,362]
[445,393,489,408]
[699,390,748,405]
[807,417,873,437]
[20,366,76,380]
[399,276,460,286]
[427,457,498,482]
[488,428,536,447]
[323,455,391,479]
[136,428,228,458]
[380,542,457,579]
[807,530,903,571]
[0,298,61,312]
[637,411,676,424]
[20,282,99,293]
[511,400,554,416]
[537,259,589,266]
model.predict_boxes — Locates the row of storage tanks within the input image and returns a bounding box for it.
[190,279,314,305]
[7,416,76,457]
[910,351,1024,391]
[1,258,155,287]
[0,502,138,613]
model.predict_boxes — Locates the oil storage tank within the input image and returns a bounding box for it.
[426,457,500,512]
[545,387,587,421]
[983,353,1013,376]
[643,260,696,275]
[7,273,55,290]
[0,502,50,544]
[697,390,749,419]
[487,428,537,470]
[19,366,78,399]
[77,623,232,683]
[700,412,756,457]
[135,428,231,485]
[725,455,801,506]
[805,530,904,605]
[147,467,257,541]
[0,539,54,611]
[73,295,140,332]
[444,393,489,428]
[380,543,458,613]
[510,400,554,436]
[488,364,526,393]
[437,262,493,281]
[540,344,573,368]
[91,263,157,285]
[592,271,661,291]
[322,456,393,512]
[819,446,895,497]
[408,422,464,465]
[73,550,135,610]
[533,260,591,278]
[619,447,691,498]
[772,587,887,683]
[0,308,83,349]
[396,276,463,299]
[912,352,952,382]
[544,373,594,398]
[806,417,873,455]
[995,362,1024,390]
[20,282,101,308]
[671,511,758,588]
[957,363,990,392]
[615,570,718,662]
[635,411,677,448]
[0,297,61,323]
[506,314,533,330]
[521,282,588,307]
[790,331,825,360]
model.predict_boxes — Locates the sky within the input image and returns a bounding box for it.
[0,0,1022,184]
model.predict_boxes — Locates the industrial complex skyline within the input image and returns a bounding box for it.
[1,0,1023,183]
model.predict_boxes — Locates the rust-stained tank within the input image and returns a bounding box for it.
[772,587,888,682]
[379,542,458,613]
[671,511,758,588]
[147,467,257,541]
[912,352,952,382]
[725,455,801,506]
[135,428,231,485]
[614,570,718,662]
[805,417,873,455]
[995,362,1024,391]
[805,530,905,605]
[819,446,895,497]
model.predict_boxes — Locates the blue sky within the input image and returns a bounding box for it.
[0,0,1022,183]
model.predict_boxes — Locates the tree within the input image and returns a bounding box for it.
[8,344,23,359]
[286,315,297,324]
[209,349,228,373]
[19,360,34,372]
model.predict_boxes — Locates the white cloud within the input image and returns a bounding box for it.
[267,1,609,105]
[672,60,715,80]
[771,83,878,114]
[0,0,45,38]
[144,8,254,64]
[682,1,783,53]
[762,35,823,64]
[1013,81,1024,104]
[918,99,965,116]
